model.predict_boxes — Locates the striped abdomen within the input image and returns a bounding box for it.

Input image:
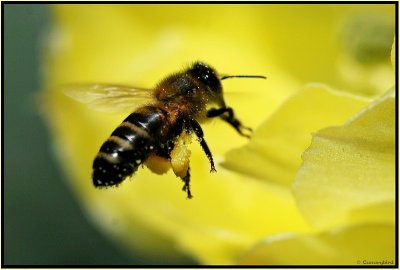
[92,106,168,187]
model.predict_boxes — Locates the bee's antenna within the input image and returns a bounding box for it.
[220,75,267,80]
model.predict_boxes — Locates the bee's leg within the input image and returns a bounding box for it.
[181,166,193,199]
[188,118,216,173]
[207,107,252,138]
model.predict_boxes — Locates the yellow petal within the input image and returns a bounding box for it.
[293,90,395,229]
[223,84,370,187]
[238,224,395,265]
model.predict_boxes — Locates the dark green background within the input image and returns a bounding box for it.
[4,4,195,266]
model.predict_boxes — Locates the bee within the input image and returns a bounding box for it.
[65,61,265,198]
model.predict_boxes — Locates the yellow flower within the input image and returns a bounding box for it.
[227,87,395,265]
[41,4,395,264]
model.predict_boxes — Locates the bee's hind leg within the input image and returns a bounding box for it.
[181,167,193,199]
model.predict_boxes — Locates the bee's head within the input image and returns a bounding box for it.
[189,61,225,106]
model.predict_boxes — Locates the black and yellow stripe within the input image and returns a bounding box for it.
[92,106,168,187]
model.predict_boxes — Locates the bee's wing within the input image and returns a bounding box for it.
[64,83,154,113]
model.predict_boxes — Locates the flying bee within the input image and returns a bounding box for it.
[65,61,265,199]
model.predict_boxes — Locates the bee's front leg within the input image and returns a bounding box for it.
[207,107,252,138]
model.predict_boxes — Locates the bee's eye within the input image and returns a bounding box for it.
[190,62,221,92]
